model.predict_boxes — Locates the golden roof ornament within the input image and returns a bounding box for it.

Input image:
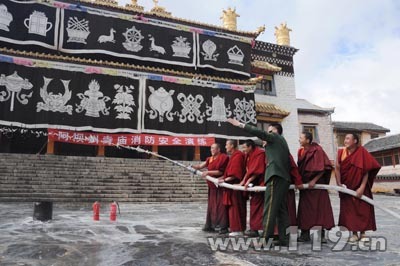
[254,25,266,35]
[220,7,239,31]
[94,0,119,7]
[125,0,144,12]
[274,22,292,46]
[150,0,172,18]
[249,76,263,83]
[251,60,282,72]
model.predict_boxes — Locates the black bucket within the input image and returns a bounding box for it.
[33,201,53,221]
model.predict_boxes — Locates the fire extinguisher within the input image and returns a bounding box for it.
[110,201,120,221]
[92,201,100,221]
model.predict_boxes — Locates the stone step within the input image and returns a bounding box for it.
[0,153,207,203]
[0,169,189,174]
[0,176,200,181]
[0,192,206,199]
[0,182,206,187]
[0,180,202,186]
[0,187,207,193]
[0,197,207,203]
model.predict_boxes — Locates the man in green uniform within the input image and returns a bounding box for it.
[227,118,291,246]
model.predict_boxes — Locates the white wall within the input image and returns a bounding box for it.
[377,165,400,176]
[361,132,387,145]
[298,112,335,160]
[255,74,300,160]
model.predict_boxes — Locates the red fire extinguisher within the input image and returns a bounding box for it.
[110,201,119,221]
[93,201,100,221]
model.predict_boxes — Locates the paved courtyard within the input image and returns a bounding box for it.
[0,194,399,266]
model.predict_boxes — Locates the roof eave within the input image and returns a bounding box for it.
[297,108,335,115]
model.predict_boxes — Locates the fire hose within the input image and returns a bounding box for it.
[116,144,400,220]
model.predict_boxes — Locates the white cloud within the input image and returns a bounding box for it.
[290,0,400,133]
[306,37,400,133]
[120,0,400,133]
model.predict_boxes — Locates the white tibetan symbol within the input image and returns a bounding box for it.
[206,95,232,126]
[112,84,135,120]
[177,93,205,124]
[122,26,144,52]
[36,77,73,115]
[0,4,13,32]
[148,34,166,54]
[147,86,174,122]
[0,71,33,112]
[76,80,111,117]
[97,28,116,44]
[171,36,191,58]
[201,39,219,61]
[234,97,256,124]
[67,17,90,44]
[227,45,244,66]
[24,11,52,37]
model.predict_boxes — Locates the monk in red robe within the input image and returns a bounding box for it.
[240,139,266,237]
[297,132,334,243]
[192,143,229,233]
[219,139,246,236]
[288,154,303,226]
[335,133,381,244]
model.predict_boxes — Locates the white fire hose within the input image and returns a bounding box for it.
[117,145,400,220]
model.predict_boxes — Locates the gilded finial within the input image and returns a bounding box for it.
[94,0,118,7]
[150,0,172,17]
[274,22,292,46]
[126,0,144,12]
[255,25,266,35]
[220,7,240,31]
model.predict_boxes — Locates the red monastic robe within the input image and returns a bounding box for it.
[204,153,229,229]
[337,146,381,232]
[223,149,246,232]
[288,154,303,226]
[297,143,335,230]
[244,147,266,231]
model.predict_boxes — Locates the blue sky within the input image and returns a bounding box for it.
[120,0,400,134]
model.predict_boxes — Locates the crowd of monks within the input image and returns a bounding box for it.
[193,118,381,246]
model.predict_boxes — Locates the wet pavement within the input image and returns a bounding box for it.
[0,194,399,266]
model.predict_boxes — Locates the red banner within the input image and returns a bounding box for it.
[48,129,215,147]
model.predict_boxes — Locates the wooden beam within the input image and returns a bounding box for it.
[97,145,105,157]
[151,145,158,159]
[46,139,54,155]
[194,146,201,161]
[256,115,283,122]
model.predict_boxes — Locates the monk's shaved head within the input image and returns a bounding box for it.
[211,143,221,150]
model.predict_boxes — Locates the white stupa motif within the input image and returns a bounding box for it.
[206,95,232,126]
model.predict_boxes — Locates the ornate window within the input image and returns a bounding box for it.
[255,77,276,96]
